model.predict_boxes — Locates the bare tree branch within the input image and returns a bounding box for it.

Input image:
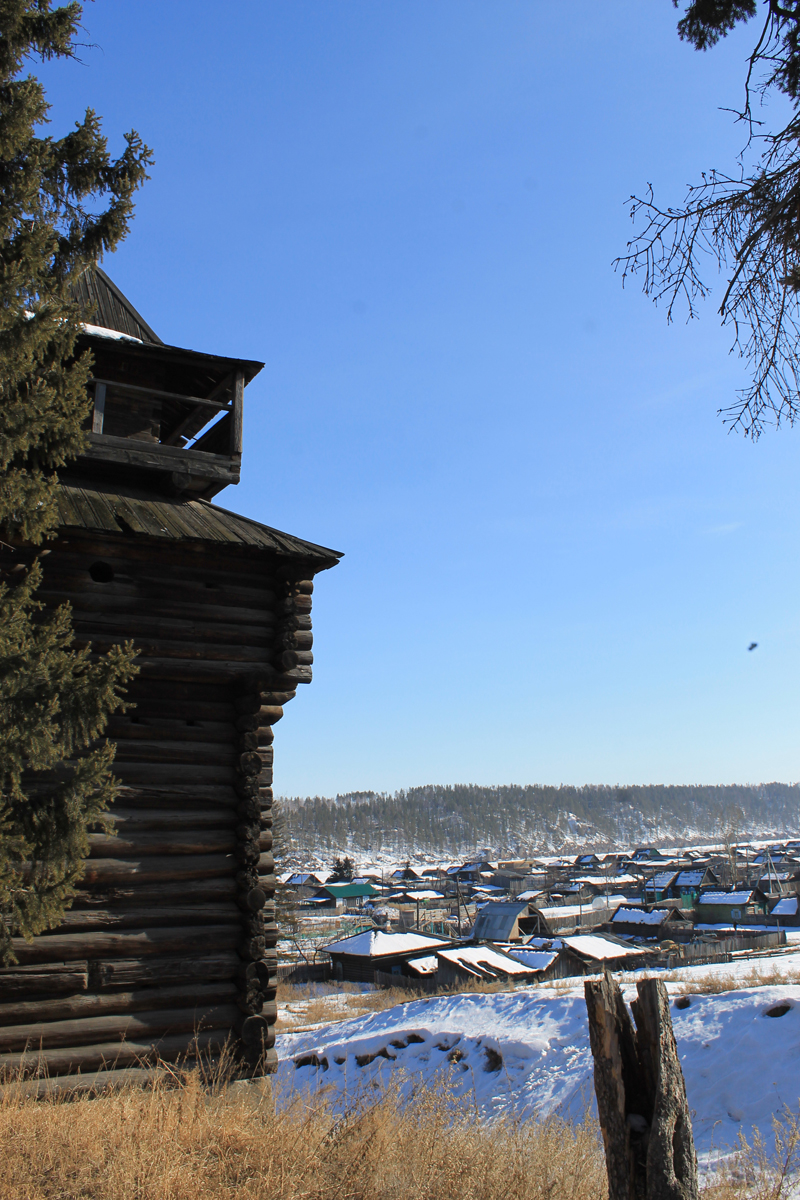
[623,2,800,435]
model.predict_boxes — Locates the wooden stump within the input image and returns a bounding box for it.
[585,972,698,1200]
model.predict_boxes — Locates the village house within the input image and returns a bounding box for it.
[609,905,690,939]
[323,929,451,983]
[694,887,770,924]
[471,901,551,942]
[298,882,380,911]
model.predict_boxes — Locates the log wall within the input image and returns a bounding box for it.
[0,528,319,1080]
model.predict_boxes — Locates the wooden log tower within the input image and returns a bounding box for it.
[0,267,342,1087]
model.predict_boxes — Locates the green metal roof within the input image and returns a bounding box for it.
[319,882,380,898]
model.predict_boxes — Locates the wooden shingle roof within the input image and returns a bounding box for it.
[72,265,163,345]
[56,478,342,567]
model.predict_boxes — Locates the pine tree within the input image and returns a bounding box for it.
[0,563,138,961]
[0,1,151,962]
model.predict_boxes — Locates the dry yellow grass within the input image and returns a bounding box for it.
[701,1105,800,1199]
[1,1056,799,1198]
[0,1068,608,1200]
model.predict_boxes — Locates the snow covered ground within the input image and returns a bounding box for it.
[276,955,800,1163]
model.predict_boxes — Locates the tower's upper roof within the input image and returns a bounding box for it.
[72,265,163,345]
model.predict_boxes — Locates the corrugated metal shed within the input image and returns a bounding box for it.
[56,478,342,564]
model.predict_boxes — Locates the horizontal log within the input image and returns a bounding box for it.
[238,1014,270,1047]
[279,650,313,670]
[47,543,281,586]
[279,630,313,650]
[113,785,239,808]
[239,997,278,1021]
[126,679,237,706]
[91,951,239,989]
[1,1051,278,1098]
[56,902,242,932]
[236,707,283,731]
[40,573,277,609]
[295,580,314,595]
[0,981,238,1027]
[80,431,237,477]
[235,692,294,714]
[237,751,263,777]
[9,925,240,965]
[80,855,236,887]
[0,1003,243,1055]
[0,1065,168,1100]
[88,831,237,857]
[239,728,274,750]
[80,634,273,664]
[101,806,236,831]
[108,717,236,742]
[71,878,238,908]
[112,741,237,766]
[0,962,88,999]
[111,763,235,784]
[71,609,276,643]
[280,614,312,632]
[235,889,264,914]
[0,1028,234,1076]
[39,590,279,628]
[132,659,276,685]
[272,667,311,686]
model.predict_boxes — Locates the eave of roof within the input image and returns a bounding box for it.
[75,328,265,386]
[55,477,343,564]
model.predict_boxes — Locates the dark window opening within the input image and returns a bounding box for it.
[89,561,115,583]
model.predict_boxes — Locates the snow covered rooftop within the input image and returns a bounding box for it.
[561,935,641,960]
[674,870,708,887]
[387,889,444,901]
[771,896,799,915]
[405,955,439,975]
[611,906,669,925]
[697,891,760,905]
[323,930,449,958]
[505,947,559,972]
[82,322,143,343]
[644,871,679,889]
[437,945,537,978]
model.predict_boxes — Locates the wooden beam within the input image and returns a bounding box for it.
[230,369,244,456]
[162,373,236,447]
[91,382,106,434]
[89,377,233,412]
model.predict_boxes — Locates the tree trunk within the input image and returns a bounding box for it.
[585,972,698,1200]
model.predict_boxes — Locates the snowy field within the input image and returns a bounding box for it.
[276,953,800,1164]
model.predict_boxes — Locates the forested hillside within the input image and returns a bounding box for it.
[279,783,800,859]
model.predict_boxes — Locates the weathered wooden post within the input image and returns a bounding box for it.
[585,971,698,1200]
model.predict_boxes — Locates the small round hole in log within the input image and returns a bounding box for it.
[674,996,691,1010]
[89,561,114,583]
[765,1003,792,1018]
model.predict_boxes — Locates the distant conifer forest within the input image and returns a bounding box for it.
[278,783,800,858]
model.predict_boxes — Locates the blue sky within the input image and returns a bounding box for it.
[40,2,800,793]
